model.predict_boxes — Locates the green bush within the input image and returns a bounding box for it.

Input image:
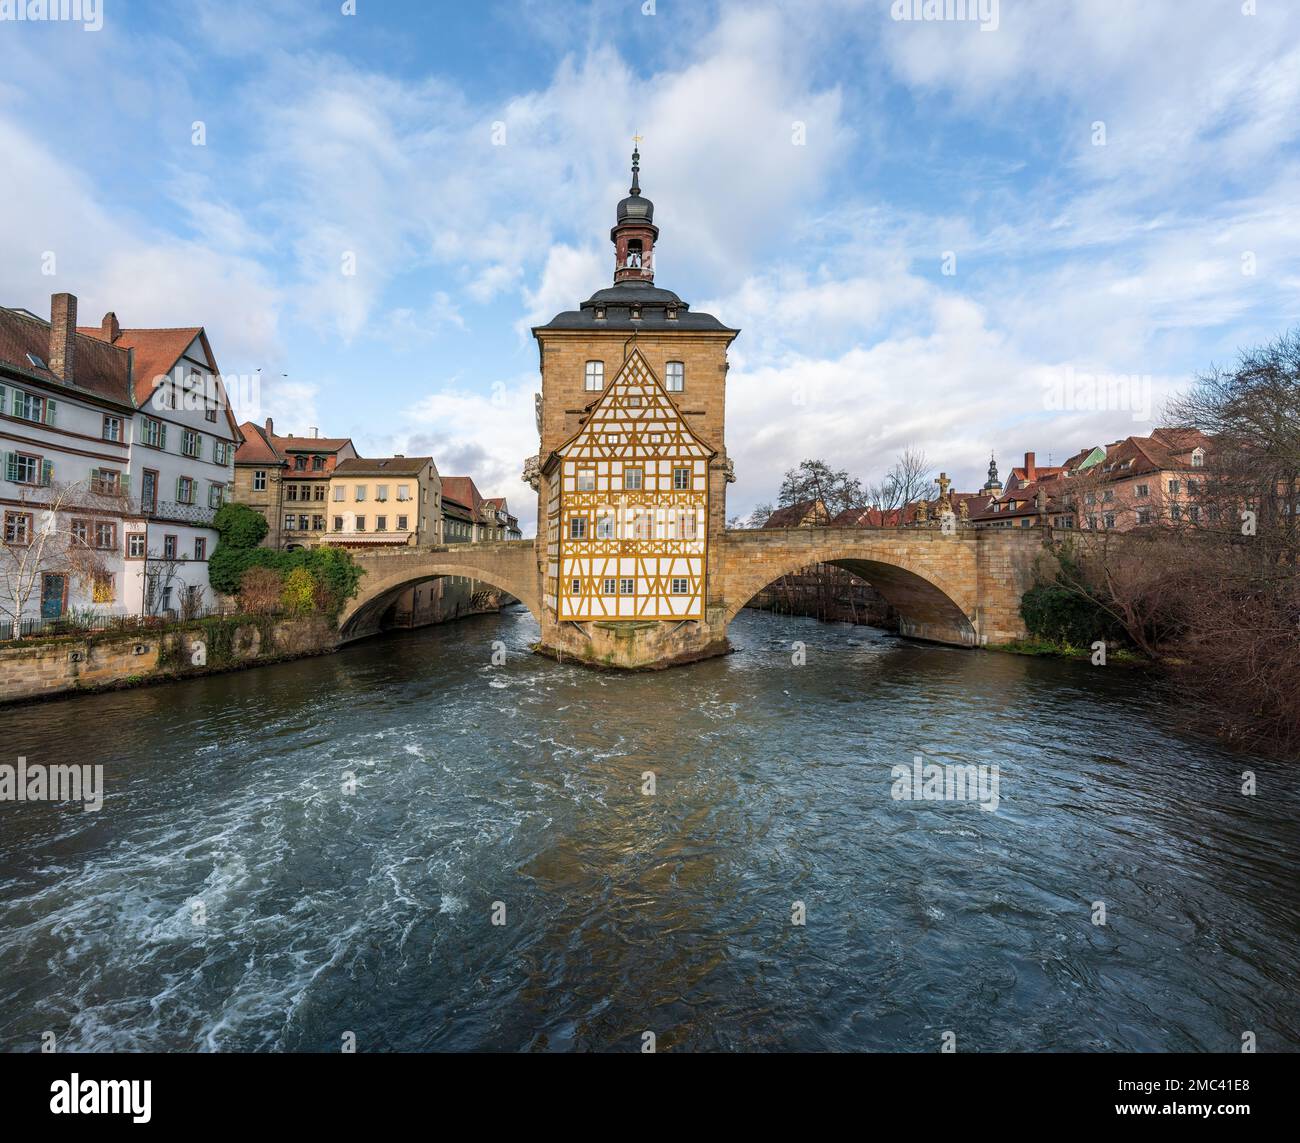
[214,502,270,549]
[208,506,363,618]
[281,567,317,615]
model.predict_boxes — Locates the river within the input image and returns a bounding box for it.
[0,608,1296,1052]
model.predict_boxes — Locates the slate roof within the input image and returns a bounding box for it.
[333,456,431,476]
[534,280,736,333]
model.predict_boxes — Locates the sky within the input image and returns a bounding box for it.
[3,0,1298,534]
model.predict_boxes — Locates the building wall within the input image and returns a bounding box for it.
[325,463,442,546]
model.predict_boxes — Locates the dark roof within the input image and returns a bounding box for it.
[0,305,133,405]
[535,280,736,333]
[763,499,829,528]
[333,456,431,476]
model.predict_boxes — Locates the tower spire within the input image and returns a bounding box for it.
[612,136,657,285]
[630,134,642,195]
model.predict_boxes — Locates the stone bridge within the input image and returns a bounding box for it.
[339,528,1044,659]
[718,526,1043,648]
[337,541,541,640]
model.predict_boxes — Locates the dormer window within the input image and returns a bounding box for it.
[595,306,606,320]
[666,304,678,320]
[1191,447,1205,467]
[630,306,641,321]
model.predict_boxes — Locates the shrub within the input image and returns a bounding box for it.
[239,566,283,615]
[214,502,270,549]
[281,567,317,615]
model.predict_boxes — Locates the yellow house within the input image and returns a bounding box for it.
[323,456,441,548]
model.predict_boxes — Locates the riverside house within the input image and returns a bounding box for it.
[0,293,237,631]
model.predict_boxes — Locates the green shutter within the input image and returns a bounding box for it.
[41,460,53,487]
[159,424,167,450]
[45,399,57,426]
[12,389,23,416]
[3,453,14,482]
[0,385,6,412]
[120,474,131,495]
[176,476,183,501]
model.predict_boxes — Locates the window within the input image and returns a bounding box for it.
[286,485,299,502]
[397,485,411,501]
[1102,490,1114,502]
[623,467,643,490]
[1191,448,1205,467]
[355,486,367,502]
[1189,505,1201,522]
[284,514,296,531]
[91,572,115,604]
[1103,513,1115,529]
[254,470,267,492]
[163,535,177,559]
[680,511,698,539]
[602,577,617,594]
[376,485,389,502]
[671,578,689,594]
[194,537,207,560]
[141,417,164,448]
[397,515,408,531]
[71,519,88,545]
[333,516,344,531]
[93,468,121,496]
[570,579,581,595]
[11,388,44,422]
[596,515,615,539]
[205,405,217,423]
[313,485,325,501]
[1187,478,1199,494]
[182,430,201,458]
[584,360,604,391]
[355,516,366,532]
[208,484,225,510]
[619,578,635,595]
[214,441,228,466]
[3,512,32,545]
[176,476,195,504]
[570,516,586,539]
[128,533,146,557]
[312,515,325,531]
[295,456,307,470]
[102,415,122,442]
[1170,504,1182,521]
[673,467,691,490]
[1135,483,1149,498]
[92,521,116,549]
[6,453,45,485]
[665,361,684,392]
[333,486,345,501]
[577,468,596,491]
[1168,479,1180,495]
[376,516,388,532]
[313,455,325,470]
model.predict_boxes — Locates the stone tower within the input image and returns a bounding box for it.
[524,144,740,667]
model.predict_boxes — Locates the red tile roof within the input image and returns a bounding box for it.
[762,499,829,528]
[440,476,484,516]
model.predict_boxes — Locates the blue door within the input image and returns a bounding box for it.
[41,574,66,619]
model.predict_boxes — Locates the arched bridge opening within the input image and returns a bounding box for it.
[720,532,984,648]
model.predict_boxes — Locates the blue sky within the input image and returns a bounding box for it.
[4,0,1299,532]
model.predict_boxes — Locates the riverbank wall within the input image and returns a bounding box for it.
[0,614,340,705]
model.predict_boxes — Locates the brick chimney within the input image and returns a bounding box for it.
[265,417,275,436]
[101,312,120,343]
[1024,451,1037,482]
[49,292,77,382]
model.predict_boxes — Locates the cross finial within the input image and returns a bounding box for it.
[632,133,643,147]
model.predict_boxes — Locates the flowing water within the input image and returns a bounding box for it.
[0,608,1296,1052]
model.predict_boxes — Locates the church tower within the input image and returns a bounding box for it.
[525,144,740,667]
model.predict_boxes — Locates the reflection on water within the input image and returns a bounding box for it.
[0,608,1296,1052]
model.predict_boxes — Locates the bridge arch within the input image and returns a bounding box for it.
[337,543,542,641]
[720,532,980,647]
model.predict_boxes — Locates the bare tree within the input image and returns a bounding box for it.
[777,460,863,516]
[865,447,935,513]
